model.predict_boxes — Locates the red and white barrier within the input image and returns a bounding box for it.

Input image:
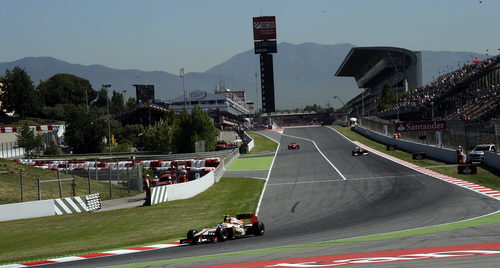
[15,158,221,172]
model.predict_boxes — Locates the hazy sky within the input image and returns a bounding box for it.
[1,0,498,74]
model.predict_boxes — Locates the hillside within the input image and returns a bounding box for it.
[0,43,488,109]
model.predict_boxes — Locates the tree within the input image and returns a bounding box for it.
[44,136,62,155]
[173,109,193,153]
[190,106,219,151]
[1,67,40,117]
[171,107,219,153]
[117,124,145,145]
[64,107,107,153]
[137,119,174,152]
[110,90,126,114]
[126,97,137,110]
[95,88,109,108]
[377,84,397,111]
[16,124,44,159]
[37,73,96,107]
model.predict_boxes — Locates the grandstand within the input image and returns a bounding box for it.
[336,47,500,151]
[335,47,423,119]
[378,54,500,121]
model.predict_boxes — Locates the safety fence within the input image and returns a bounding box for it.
[0,142,24,158]
[359,116,498,152]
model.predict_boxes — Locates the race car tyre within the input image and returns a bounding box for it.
[216,227,228,242]
[252,222,265,236]
[225,227,236,239]
[187,229,197,245]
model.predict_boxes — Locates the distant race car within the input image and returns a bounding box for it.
[181,214,265,245]
[288,143,300,150]
[352,146,369,156]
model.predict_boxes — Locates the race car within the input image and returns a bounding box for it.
[288,143,300,150]
[181,214,265,245]
[352,146,369,156]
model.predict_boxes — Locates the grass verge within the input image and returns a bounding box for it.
[332,125,500,190]
[246,131,278,154]
[0,159,139,205]
[227,156,274,171]
[0,177,264,265]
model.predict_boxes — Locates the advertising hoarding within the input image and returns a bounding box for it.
[253,16,276,40]
[395,120,447,132]
[254,40,277,54]
[134,84,155,103]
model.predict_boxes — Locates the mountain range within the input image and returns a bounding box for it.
[0,42,488,109]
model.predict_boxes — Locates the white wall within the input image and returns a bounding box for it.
[0,200,54,222]
[354,126,458,163]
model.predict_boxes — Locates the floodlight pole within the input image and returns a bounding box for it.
[332,95,346,107]
[102,84,112,156]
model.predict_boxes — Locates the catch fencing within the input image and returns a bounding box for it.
[359,116,497,153]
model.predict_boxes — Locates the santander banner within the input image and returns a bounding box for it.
[395,120,447,132]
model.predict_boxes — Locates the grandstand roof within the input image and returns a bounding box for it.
[335,46,419,89]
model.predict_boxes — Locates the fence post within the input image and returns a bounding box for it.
[37,178,41,200]
[95,158,98,181]
[65,156,68,174]
[127,166,131,194]
[108,165,112,198]
[72,174,76,196]
[87,168,91,194]
[57,171,62,198]
[20,170,24,202]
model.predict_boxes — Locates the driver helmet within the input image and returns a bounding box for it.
[223,215,230,223]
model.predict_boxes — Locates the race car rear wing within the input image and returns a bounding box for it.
[236,213,259,223]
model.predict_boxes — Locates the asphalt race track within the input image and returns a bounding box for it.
[50,126,500,267]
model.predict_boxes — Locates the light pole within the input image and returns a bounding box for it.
[180,68,186,108]
[102,84,112,155]
[332,95,346,107]
[85,88,89,113]
[431,101,434,119]
[361,90,365,118]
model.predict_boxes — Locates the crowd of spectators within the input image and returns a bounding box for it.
[447,85,500,120]
[378,55,500,117]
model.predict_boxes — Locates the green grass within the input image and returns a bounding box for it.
[0,177,265,265]
[0,159,139,205]
[227,156,274,171]
[332,125,500,190]
[246,131,278,154]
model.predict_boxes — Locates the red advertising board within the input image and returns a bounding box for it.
[253,16,276,40]
[458,164,477,174]
[395,120,447,132]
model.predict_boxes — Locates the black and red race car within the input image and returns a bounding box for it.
[288,143,300,150]
[181,214,265,245]
[352,146,369,156]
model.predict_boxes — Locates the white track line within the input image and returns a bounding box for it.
[255,131,280,216]
[282,132,347,180]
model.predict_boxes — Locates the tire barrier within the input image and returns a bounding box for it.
[54,193,101,215]
[15,158,221,172]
